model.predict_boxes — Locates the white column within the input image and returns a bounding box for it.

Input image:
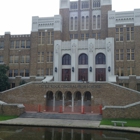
[72,94,74,112]
[62,93,64,112]
[81,95,84,107]
[53,93,55,111]
[81,95,84,113]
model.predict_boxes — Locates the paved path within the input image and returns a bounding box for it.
[19,112,102,121]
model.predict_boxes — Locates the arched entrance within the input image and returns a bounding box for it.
[64,91,72,112]
[46,91,53,111]
[74,91,81,112]
[84,91,91,113]
[55,91,63,112]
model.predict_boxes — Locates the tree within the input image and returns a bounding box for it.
[0,65,10,92]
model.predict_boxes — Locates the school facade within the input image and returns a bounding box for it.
[0,0,140,91]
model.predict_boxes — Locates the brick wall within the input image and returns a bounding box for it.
[0,104,25,116]
[0,82,140,107]
[102,102,140,119]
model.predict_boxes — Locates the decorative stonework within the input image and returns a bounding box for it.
[55,44,60,53]
[89,43,93,52]
[107,42,111,52]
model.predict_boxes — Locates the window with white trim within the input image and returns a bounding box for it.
[93,0,100,8]
[20,55,30,63]
[127,49,134,60]
[46,68,53,75]
[47,31,54,45]
[47,52,53,63]
[127,67,134,75]
[37,69,44,76]
[81,33,89,40]
[38,31,45,44]
[116,28,123,41]
[9,55,19,63]
[70,2,78,10]
[38,52,44,63]
[81,1,89,9]
[116,49,123,61]
[127,27,134,41]
[116,67,124,76]
[20,69,29,77]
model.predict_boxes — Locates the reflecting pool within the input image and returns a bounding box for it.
[0,125,140,140]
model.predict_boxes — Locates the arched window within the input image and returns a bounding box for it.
[82,16,85,29]
[75,17,78,30]
[79,53,88,65]
[93,15,96,29]
[96,53,106,64]
[86,16,89,29]
[62,54,71,65]
[97,15,100,28]
[70,17,73,30]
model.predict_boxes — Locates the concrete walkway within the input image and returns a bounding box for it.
[0,113,140,133]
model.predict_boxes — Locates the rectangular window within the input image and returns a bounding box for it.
[92,33,100,39]
[26,55,30,63]
[127,27,134,41]
[25,69,29,77]
[116,49,123,61]
[10,56,14,63]
[20,70,24,77]
[14,69,18,77]
[116,67,124,76]
[127,67,135,75]
[127,49,134,60]
[81,34,89,40]
[16,41,20,48]
[37,69,44,76]
[74,34,78,39]
[9,69,13,77]
[46,68,53,75]
[116,27,123,41]
[47,31,54,45]
[10,41,14,49]
[38,31,45,44]
[0,56,3,63]
[47,52,53,63]
[81,1,89,9]
[26,40,30,48]
[14,56,19,63]
[0,41,4,49]
[70,2,78,10]
[21,40,25,48]
[38,52,44,63]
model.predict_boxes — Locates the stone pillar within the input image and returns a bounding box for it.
[53,93,55,111]
[72,94,74,112]
[62,93,64,112]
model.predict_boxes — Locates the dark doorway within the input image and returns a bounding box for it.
[62,69,71,81]
[96,68,106,81]
[78,69,88,81]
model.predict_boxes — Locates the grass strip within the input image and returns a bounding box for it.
[100,119,140,127]
[0,115,18,121]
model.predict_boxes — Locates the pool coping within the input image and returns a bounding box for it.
[0,118,140,133]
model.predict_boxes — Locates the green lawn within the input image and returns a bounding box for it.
[100,119,140,127]
[0,115,18,121]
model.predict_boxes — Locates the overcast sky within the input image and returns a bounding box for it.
[0,0,140,35]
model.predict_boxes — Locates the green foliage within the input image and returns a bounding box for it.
[19,80,26,85]
[0,65,10,92]
[100,119,140,127]
[0,115,18,121]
